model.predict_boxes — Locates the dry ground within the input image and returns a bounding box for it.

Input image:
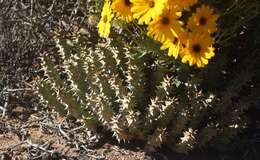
[0,103,150,160]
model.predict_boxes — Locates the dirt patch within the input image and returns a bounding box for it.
[0,132,21,150]
[0,104,150,160]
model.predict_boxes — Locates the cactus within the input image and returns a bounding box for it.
[34,0,260,153]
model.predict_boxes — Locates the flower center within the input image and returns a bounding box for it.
[103,15,108,23]
[173,37,179,44]
[148,0,155,8]
[124,0,131,6]
[161,17,170,25]
[192,44,202,54]
[199,17,207,26]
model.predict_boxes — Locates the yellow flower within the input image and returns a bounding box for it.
[167,0,198,11]
[181,33,215,68]
[187,5,219,34]
[161,37,182,59]
[112,0,133,22]
[130,0,167,24]
[98,1,113,38]
[147,9,183,43]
